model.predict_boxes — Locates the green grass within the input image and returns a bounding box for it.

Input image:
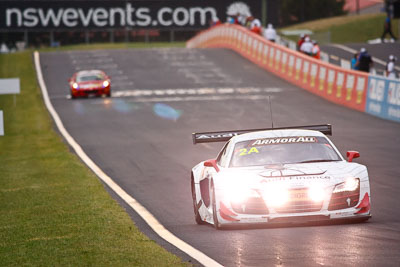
[39,41,185,52]
[281,13,399,43]
[0,51,189,266]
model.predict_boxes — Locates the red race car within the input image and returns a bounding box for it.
[69,70,111,99]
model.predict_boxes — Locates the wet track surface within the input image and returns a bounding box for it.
[40,47,400,266]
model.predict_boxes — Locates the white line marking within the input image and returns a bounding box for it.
[122,94,276,103]
[34,51,223,267]
[330,44,400,71]
[112,87,282,98]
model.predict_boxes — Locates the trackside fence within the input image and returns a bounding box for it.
[186,24,400,123]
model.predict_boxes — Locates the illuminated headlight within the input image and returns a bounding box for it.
[333,178,360,193]
[262,184,289,207]
[102,80,110,87]
[222,184,258,204]
[308,185,326,202]
[72,83,79,89]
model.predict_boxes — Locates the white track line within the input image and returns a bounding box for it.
[34,51,223,267]
[330,43,400,71]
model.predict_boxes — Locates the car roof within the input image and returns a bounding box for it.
[76,70,104,77]
[230,129,326,144]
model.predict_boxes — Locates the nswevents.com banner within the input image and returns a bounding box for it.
[1,1,261,30]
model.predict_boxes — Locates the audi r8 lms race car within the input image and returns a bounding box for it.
[68,70,111,99]
[191,125,371,229]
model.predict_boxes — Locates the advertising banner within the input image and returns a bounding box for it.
[0,0,261,30]
[366,76,400,123]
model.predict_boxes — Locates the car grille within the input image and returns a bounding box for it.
[328,189,360,211]
[275,200,323,213]
[276,188,322,214]
[231,197,269,215]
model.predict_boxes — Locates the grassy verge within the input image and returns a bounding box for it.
[0,49,189,266]
[281,13,399,43]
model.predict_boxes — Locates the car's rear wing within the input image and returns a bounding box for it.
[192,124,332,144]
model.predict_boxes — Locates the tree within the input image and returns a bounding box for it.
[280,0,347,26]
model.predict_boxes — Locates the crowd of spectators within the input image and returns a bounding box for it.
[212,14,276,43]
[211,14,397,78]
[297,34,320,60]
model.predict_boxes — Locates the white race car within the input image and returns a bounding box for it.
[191,125,371,229]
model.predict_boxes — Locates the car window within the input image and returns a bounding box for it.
[230,136,341,167]
[217,141,230,167]
[77,74,104,82]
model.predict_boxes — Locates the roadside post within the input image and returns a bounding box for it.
[0,78,20,136]
[0,110,3,136]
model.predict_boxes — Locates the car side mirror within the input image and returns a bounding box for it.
[204,159,220,172]
[347,151,360,162]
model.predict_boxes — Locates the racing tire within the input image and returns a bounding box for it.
[211,181,223,230]
[70,92,76,99]
[191,176,205,225]
[106,92,111,97]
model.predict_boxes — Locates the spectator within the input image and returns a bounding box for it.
[356,48,373,73]
[386,55,397,79]
[351,53,359,70]
[381,14,397,42]
[311,40,320,59]
[210,16,221,27]
[297,34,306,51]
[300,36,313,56]
[248,16,262,35]
[264,24,277,42]
[0,43,9,53]
[238,13,247,26]
[227,13,240,25]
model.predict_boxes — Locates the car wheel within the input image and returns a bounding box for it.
[71,92,76,99]
[191,176,205,225]
[106,91,111,97]
[211,181,223,230]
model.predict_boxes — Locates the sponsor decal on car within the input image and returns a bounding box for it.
[252,136,317,146]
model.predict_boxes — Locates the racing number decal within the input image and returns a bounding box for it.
[239,147,259,156]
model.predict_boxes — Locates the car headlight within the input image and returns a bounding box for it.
[308,184,326,202]
[72,83,79,89]
[222,184,258,204]
[262,183,289,207]
[103,80,110,87]
[333,178,360,193]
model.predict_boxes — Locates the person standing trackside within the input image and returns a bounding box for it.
[248,16,262,35]
[311,40,320,59]
[356,48,373,73]
[300,37,313,56]
[351,53,359,70]
[264,24,277,42]
[386,55,397,79]
[381,14,397,42]
[297,34,306,51]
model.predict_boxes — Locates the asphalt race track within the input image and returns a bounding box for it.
[40,47,400,266]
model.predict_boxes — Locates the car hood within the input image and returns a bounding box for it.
[216,161,364,189]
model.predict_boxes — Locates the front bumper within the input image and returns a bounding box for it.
[214,187,371,226]
[71,86,110,98]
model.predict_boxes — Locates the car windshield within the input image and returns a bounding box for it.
[77,74,103,82]
[230,136,341,167]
